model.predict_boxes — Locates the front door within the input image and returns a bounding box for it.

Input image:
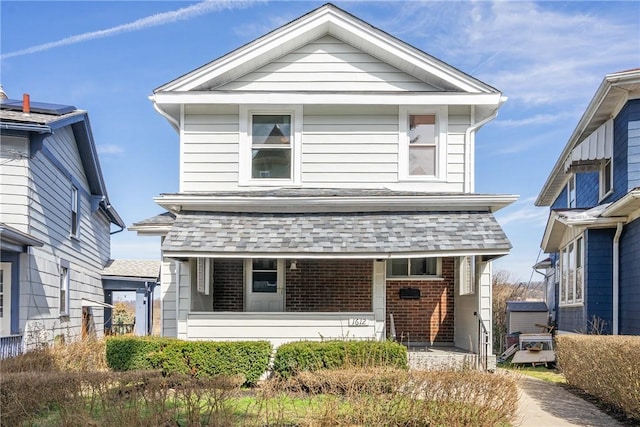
[0,263,12,335]
[245,259,285,312]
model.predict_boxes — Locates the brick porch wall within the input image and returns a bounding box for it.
[385,257,455,343]
[212,259,243,311]
[285,259,372,312]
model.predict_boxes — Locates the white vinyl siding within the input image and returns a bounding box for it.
[182,105,239,192]
[216,36,438,93]
[0,136,30,230]
[302,105,398,185]
[11,126,110,344]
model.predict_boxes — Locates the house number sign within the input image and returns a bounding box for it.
[348,318,369,327]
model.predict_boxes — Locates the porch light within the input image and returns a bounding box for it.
[290,260,298,271]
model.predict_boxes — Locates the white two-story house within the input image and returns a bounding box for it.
[132,4,516,362]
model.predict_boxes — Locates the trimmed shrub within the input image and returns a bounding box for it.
[106,337,272,385]
[272,340,407,378]
[556,334,640,421]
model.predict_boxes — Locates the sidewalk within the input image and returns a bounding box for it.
[516,375,624,426]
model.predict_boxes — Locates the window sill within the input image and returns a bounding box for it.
[386,277,444,281]
[239,180,299,187]
[559,303,584,308]
[598,189,614,203]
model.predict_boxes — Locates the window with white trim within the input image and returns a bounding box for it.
[70,186,80,237]
[567,175,576,208]
[458,256,476,295]
[59,261,70,316]
[599,158,612,199]
[239,105,302,185]
[196,258,212,296]
[399,106,447,181]
[386,258,441,278]
[559,236,583,306]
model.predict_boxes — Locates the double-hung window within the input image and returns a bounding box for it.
[567,176,576,208]
[599,159,612,200]
[399,106,447,181]
[386,258,441,279]
[59,260,70,316]
[559,236,583,306]
[239,105,302,185]
[70,186,80,237]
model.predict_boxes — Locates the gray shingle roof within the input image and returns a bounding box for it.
[103,259,160,279]
[507,301,549,312]
[131,212,176,227]
[161,211,511,255]
[160,189,501,198]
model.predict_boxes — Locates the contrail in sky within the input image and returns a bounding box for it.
[1,0,259,60]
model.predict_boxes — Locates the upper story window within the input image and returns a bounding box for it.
[599,158,613,200]
[252,115,291,179]
[239,105,302,186]
[567,175,576,208]
[399,106,447,181]
[559,235,583,306]
[70,186,80,237]
[386,257,441,279]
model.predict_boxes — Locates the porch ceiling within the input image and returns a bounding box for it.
[161,210,511,258]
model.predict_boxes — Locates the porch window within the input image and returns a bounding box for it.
[458,256,476,295]
[251,114,291,179]
[398,106,447,181]
[252,259,278,293]
[386,258,440,278]
[59,260,70,316]
[559,236,583,306]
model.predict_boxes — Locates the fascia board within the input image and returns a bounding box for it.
[162,249,511,260]
[151,92,503,106]
[602,189,640,217]
[154,194,518,213]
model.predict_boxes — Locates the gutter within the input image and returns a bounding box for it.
[613,222,624,335]
[1,122,51,133]
[151,100,179,132]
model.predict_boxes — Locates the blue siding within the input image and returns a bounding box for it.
[585,228,615,334]
[551,186,568,210]
[628,119,640,191]
[576,172,599,208]
[620,217,640,335]
[603,99,640,203]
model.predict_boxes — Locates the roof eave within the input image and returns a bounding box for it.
[154,193,519,214]
[536,70,640,206]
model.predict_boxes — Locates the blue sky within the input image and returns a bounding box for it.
[1,1,638,281]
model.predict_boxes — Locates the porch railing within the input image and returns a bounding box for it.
[477,315,490,371]
[0,334,24,359]
[105,323,135,336]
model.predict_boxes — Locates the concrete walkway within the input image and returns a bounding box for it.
[516,375,624,426]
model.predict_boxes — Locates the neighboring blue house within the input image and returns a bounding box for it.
[536,69,640,335]
[0,93,126,355]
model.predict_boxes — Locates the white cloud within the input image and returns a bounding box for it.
[496,200,548,227]
[97,144,125,155]
[493,113,572,128]
[1,0,259,60]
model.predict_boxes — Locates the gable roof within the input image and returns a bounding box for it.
[0,98,125,228]
[151,4,504,129]
[156,4,498,95]
[536,69,640,207]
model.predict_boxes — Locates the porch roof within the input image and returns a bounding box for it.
[161,210,511,259]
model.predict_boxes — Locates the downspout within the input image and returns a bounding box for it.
[612,222,624,335]
[464,108,499,193]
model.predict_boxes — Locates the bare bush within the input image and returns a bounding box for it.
[556,334,640,422]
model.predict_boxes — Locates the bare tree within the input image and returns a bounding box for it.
[492,270,530,353]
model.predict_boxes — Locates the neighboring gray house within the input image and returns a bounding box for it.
[132,4,516,364]
[0,94,125,354]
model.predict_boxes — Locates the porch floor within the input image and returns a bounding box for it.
[406,344,480,370]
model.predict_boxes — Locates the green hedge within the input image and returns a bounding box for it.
[272,340,408,378]
[556,335,640,421]
[105,337,272,385]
